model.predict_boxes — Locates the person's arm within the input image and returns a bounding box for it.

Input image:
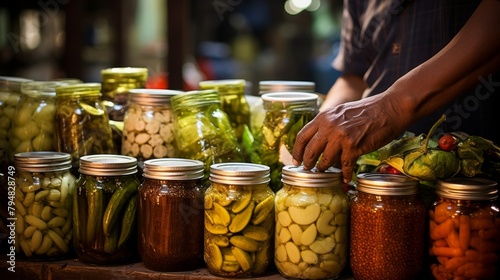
[320,74,366,111]
[293,0,500,182]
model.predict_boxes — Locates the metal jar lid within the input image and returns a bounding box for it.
[259,80,315,94]
[356,173,419,196]
[261,92,318,110]
[79,154,137,176]
[128,89,182,106]
[210,163,270,185]
[436,177,498,200]
[199,79,246,95]
[14,152,72,172]
[101,67,148,83]
[281,165,342,188]
[143,158,204,180]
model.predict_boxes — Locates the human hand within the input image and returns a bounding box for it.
[292,93,410,183]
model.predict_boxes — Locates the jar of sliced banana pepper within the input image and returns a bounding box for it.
[204,163,274,277]
[275,165,349,279]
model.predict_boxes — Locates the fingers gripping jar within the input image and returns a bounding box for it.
[275,165,349,280]
[13,151,76,260]
[205,163,275,277]
[429,178,499,280]
[73,155,140,265]
[138,158,205,271]
[350,173,426,280]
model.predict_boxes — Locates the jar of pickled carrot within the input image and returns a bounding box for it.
[429,177,499,280]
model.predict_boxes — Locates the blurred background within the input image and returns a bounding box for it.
[0,0,343,95]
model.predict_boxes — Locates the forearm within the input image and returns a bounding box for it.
[389,0,500,124]
[320,74,366,111]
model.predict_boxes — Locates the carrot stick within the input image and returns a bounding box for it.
[478,228,497,240]
[465,250,498,263]
[459,215,471,251]
[432,246,464,258]
[445,228,460,248]
[445,256,467,271]
[431,218,454,240]
[470,218,495,230]
[434,203,453,224]
[456,262,496,278]
[433,239,448,247]
[437,256,449,266]
[470,236,498,253]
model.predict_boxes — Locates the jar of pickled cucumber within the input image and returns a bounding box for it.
[101,67,148,151]
[55,83,116,173]
[274,165,348,279]
[138,158,205,271]
[13,151,76,260]
[199,79,250,142]
[122,89,181,172]
[256,92,318,192]
[0,76,32,177]
[73,154,140,265]
[205,163,274,277]
[8,80,80,164]
[250,81,315,135]
[429,178,499,280]
[171,90,243,185]
[351,173,426,280]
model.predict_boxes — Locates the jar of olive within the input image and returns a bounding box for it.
[73,154,140,265]
[138,158,205,271]
[101,67,148,151]
[122,89,181,172]
[199,79,250,143]
[13,151,76,260]
[275,165,348,279]
[256,92,318,192]
[0,76,32,177]
[351,173,426,280]
[171,90,243,185]
[8,80,80,163]
[429,178,499,280]
[205,163,274,277]
[55,83,116,172]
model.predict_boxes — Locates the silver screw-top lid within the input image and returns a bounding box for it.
[436,177,498,200]
[79,154,137,176]
[14,152,72,172]
[143,158,204,180]
[210,163,270,185]
[281,165,342,188]
[259,80,315,94]
[356,173,419,196]
[128,89,182,106]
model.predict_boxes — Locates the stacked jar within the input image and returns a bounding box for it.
[171,90,243,185]
[198,79,250,143]
[55,83,116,172]
[256,92,318,192]
[275,165,349,279]
[205,163,274,277]
[122,89,181,173]
[138,158,205,271]
[100,67,148,151]
[73,154,140,265]
[350,173,426,280]
[429,178,499,280]
[0,76,32,178]
[13,151,76,260]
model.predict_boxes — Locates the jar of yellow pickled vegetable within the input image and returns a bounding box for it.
[0,76,32,176]
[199,79,250,142]
[429,177,499,280]
[122,89,181,172]
[171,90,243,185]
[14,151,76,260]
[55,83,116,172]
[205,163,274,277]
[351,173,426,280]
[74,154,140,265]
[257,92,318,192]
[275,165,348,279]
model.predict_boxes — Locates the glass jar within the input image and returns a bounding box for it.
[351,173,426,280]
[251,81,315,135]
[8,80,80,163]
[199,79,250,142]
[55,83,116,172]
[73,154,140,265]
[171,90,243,185]
[429,178,499,280]
[256,92,318,192]
[274,165,348,279]
[205,163,274,277]
[138,158,205,271]
[122,89,182,172]
[101,67,148,152]
[0,76,32,178]
[13,151,76,260]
